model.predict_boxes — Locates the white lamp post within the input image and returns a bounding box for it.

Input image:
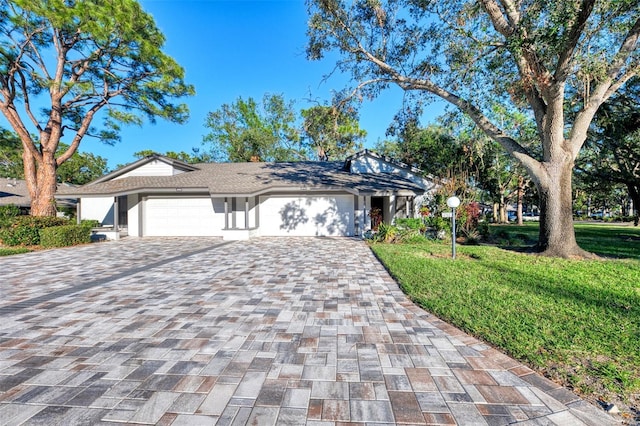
[446,196,461,259]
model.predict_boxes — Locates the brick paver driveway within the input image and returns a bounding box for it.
[0,237,617,425]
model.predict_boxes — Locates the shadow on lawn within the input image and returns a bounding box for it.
[489,224,640,260]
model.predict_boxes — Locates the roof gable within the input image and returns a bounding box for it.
[344,150,436,190]
[89,154,198,185]
[345,149,424,175]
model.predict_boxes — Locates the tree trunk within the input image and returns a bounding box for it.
[517,175,524,225]
[628,184,640,226]
[29,153,58,217]
[492,202,499,223]
[537,160,594,258]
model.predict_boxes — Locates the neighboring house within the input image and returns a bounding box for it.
[0,178,75,214]
[56,150,438,240]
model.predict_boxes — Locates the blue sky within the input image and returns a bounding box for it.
[7,0,446,169]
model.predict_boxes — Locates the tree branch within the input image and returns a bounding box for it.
[554,0,596,82]
[569,16,640,158]
[56,99,108,165]
[480,0,515,37]
[499,0,520,27]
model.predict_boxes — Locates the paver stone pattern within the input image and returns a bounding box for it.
[0,237,618,425]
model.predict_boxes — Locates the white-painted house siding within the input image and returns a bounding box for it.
[127,194,140,237]
[349,154,434,188]
[80,197,115,225]
[258,194,354,237]
[113,160,185,180]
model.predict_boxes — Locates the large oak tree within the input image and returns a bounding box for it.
[0,0,194,216]
[307,0,639,257]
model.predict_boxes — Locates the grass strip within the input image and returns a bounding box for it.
[370,224,640,411]
[0,247,30,256]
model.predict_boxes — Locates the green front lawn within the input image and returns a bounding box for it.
[370,224,640,415]
[492,222,640,259]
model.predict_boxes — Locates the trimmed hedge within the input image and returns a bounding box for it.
[39,225,91,248]
[0,216,68,246]
[0,205,20,228]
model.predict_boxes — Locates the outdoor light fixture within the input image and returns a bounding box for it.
[446,196,461,259]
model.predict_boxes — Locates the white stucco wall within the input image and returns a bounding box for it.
[80,197,115,225]
[354,195,371,235]
[127,194,140,237]
[258,194,354,237]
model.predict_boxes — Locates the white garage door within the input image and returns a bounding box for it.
[259,195,354,236]
[144,197,223,236]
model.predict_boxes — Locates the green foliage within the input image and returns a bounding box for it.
[0,204,20,228]
[371,226,640,408]
[425,216,450,235]
[0,130,109,184]
[132,148,211,164]
[301,103,366,161]
[490,223,640,259]
[0,0,193,214]
[394,218,425,231]
[56,143,109,185]
[0,247,30,256]
[368,219,429,243]
[371,222,398,243]
[0,0,194,135]
[39,224,91,248]
[0,216,68,246]
[307,0,640,255]
[203,94,303,162]
[0,127,23,178]
[80,219,100,229]
[383,122,464,178]
[577,77,640,223]
[477,221,490,239]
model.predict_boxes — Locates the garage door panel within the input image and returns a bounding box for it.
[144,197,223,236]
[260,195,354,236]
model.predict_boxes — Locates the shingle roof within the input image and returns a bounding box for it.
[57,161,426,198]
[0,178,30,207]
[1,179,77,208]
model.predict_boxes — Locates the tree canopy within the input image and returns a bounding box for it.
[578,77,640,223]
[203,94,368,162]
[0,0,194,215]
[0,127,108,184]
[132,149,211,164]
[301,104,366,160]
[307,0,640,257]
[0,127,22,178]
[56,143,109,185]
[203,94,303,162]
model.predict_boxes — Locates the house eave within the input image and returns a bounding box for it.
[55,187,211,199]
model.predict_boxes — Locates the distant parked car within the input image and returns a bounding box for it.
[507,211,517,222]
[522,212,540,221]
